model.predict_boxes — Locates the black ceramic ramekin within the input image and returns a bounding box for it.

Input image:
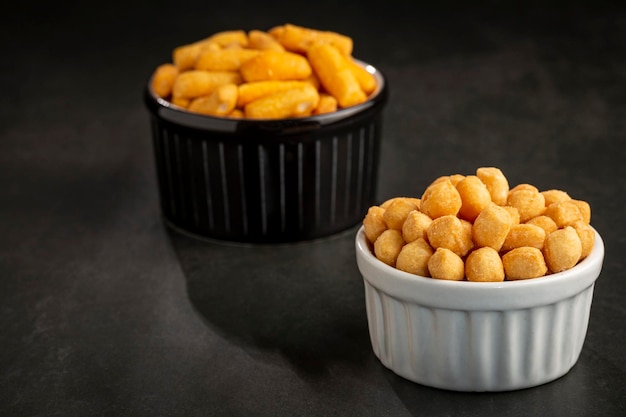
[144,62,388,243]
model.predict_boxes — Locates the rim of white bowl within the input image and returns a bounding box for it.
[355,225,605,310]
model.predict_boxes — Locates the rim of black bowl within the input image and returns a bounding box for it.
[144,59,388,135]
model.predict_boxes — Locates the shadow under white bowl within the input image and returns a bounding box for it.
[355,226,605,392]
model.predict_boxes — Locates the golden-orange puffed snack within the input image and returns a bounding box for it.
[502,205,521,226]
[381,196,420,209]
[244,83,319,119]
[188,83,238,116]
[465,247,504,282]
[307,43,367,108]
[420,178,462,219]
[472,203,511,251]
[402,210,432,243]
[396,238,433,276]
[456,175,492,222]
[237,80,312,107]
[172,30,248,71]
[572,199,592,224]
[374,229,405,267]
[151,63,179,98]
[347,58,377,94]
[541,189,571,206]
[502,247,548,280]
[428,248,465,281]
[172,70,242,100]
[501,223,546,253]
[570,219,595,259]
[247,30,285,52]
[426,215,473,257]
[363,206,387,243]
[544,200,584,228]
[363,166,595,281]
[525,215,558,236]
[543,226,582,273]
[313,93,338,114]
[195,48,261,72]
[151,24,377,119]
[240,50,312,82]
[448,174,466,186]
[270,23,353,56]
[383,197,420,230]
[507,187,546,222]
[476,167,509,205]
[509,183,539,193]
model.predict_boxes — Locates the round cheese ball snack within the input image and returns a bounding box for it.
[396,238,433,276]
[502,247,548,280]
[572,199,592,224]
[503,205,521,226]
[427,215,473,257]
[472,203,511,251]
[465,247,505,282]
[374,229,405,266]
[448,174,466,186]
[501,223,546,253]
[456,175,492,222]
[420,179,462,219]
[383,197,420,230]
[380,196,420,209]
[544,200,584,228]
[525,215,558,236]
[541,189,571,206]
[476,167,509,205]
[543,226,583,273]
[428,247,465,281]
[509,183,539,194]
[507,188,546,222]
[401,210,432,243]
[363,206,387,243]
[570,219,595,259]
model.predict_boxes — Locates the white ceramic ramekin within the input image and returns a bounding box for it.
[355,226,605,391]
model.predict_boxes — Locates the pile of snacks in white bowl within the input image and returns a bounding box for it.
[355,167,604,391]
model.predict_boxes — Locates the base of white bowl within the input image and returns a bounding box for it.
[364,279,594,392]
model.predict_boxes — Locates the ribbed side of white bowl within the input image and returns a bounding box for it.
[364,280,595,392]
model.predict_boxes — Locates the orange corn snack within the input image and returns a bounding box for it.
[188,83,239,116]
[237,80,312,107]
[248,30,285,51]
[348,58,377,95]
[270,23,353,56]
[205,30,248,48]
[173,40,220,71]
[151,63,179,98]
[172,30,248,71]
[308,43,366,108]
[228,109,244,118]
[240,50,312,82]
[172,70,242,99]
[244,84,320,119]
[195,48,260,71]
[171,96,190,108]
[154,24,378,119]
[313,93,338,114]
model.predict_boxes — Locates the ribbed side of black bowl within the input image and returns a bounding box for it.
[147,112,383,243]
[144,66,387,243]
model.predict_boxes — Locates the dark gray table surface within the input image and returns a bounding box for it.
[2,1,625,416]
